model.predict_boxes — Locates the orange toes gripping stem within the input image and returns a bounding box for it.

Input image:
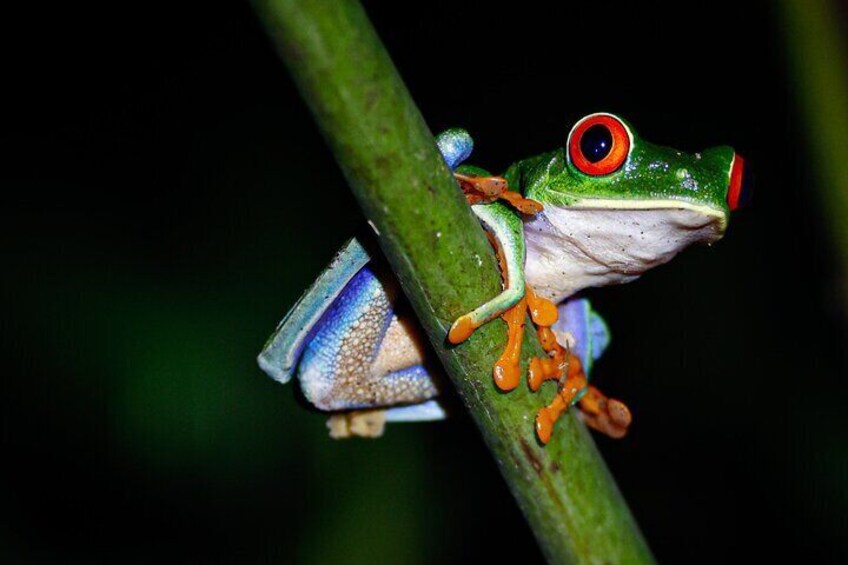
[535,394,567,445]
[524,285,592,444]
[493,298,526,391]
[532,350,633,443]
[492,284,566,395]
[534,360,589,444]
[447,315,476,344]
[498,190,544,215]
[525,285,558,326]
[522,284,634,443]
[450,169,632,444]
[452,277,635,443]
[525,286,568,393]
[454,172,507,199]
[577,386,633,439]
[454,172,543,214]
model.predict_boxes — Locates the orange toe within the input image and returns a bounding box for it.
[448,315,476,344]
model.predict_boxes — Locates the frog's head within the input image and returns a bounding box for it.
[523,112,752,301]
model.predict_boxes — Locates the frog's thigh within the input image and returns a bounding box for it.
[326,318,446,439]
[298,267,441,413]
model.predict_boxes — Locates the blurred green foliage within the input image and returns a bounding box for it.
[780,0,848,305]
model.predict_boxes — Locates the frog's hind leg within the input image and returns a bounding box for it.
[298,266,445,438]
[436,131,537,359]
[258,238,371,384]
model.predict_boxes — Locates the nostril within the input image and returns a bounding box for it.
[727,154,753,211]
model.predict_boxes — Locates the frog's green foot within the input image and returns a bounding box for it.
[448,232,527,391]
[327,409,387,439]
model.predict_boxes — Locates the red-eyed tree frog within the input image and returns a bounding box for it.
[257,112,752,443]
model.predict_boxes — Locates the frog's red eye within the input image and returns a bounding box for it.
[568,114,631,176]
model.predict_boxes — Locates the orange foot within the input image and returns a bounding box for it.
[447,177,631,443]
[534,352,588,444]
[524,287,633,444]
[525,285,567,393]
[577,386,632,439]
[454,173,543,214]
[534,355,633,443]
[493,297,526,391]
[492,283,560,392]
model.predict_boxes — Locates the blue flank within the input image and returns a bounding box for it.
[297,267,436,411]
[256,238,371,384]
[258,130,470,385]
[298,266,395,408]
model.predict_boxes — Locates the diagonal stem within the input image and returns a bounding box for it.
[252,1,654,562]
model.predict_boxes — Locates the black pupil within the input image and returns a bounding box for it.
[580,124,613,163]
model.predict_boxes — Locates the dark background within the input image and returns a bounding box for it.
[3,1,847,562]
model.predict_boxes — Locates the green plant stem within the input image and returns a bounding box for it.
[253,1,654,562]
[779,0,848,307]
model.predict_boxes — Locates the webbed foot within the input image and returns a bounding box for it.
[525,285,568,392]
[534,353,632,443]
[523,287,632,443]
[534,350,589,444]
[577,386,632,439]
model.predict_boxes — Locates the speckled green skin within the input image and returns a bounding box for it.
[455,116,735,310]
[511,120,734,216]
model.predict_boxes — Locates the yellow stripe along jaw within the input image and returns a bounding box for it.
[564,197,729,234]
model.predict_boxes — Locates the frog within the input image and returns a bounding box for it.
[257,112,752,443]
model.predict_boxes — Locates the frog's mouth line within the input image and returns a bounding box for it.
[567,198,728,234]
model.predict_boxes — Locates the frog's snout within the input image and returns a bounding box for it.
[727,153,753,211]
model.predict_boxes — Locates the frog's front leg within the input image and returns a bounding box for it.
[436,128,542,213]
[447,202,526,344]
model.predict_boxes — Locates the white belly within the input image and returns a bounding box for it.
[524,206,723,303]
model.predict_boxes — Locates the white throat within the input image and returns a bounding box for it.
[524,204,724,303]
